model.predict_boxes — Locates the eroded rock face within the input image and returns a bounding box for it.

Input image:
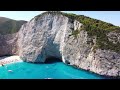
[18,14,70,62]
[17,13,120,77]
[0,33,18,56]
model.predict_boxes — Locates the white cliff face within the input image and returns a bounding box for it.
[18,14,69,63]
[18,13,120,77]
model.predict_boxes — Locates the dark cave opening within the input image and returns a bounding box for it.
[45,57,62,64]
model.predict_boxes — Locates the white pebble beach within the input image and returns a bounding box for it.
[0,56,23,66]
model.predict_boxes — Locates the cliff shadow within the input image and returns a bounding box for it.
[45,57,62,64]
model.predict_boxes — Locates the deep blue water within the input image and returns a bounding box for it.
[0,61,106,79]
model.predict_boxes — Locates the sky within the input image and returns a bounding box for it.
[0,11,120,26]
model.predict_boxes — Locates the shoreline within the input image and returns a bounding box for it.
[0,56,23,66]
[0,56,118,79]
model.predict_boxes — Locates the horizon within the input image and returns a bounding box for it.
[0,11,120,26]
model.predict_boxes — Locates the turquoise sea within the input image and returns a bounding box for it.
[0,59,106,79]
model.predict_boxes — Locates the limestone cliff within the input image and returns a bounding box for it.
[17,12,120,77]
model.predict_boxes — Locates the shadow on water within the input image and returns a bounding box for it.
[45,57,62,64]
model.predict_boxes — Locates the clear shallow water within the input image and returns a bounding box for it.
[0,61,106,79]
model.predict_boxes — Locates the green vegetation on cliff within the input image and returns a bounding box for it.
[0,17,27,35]
[36,11,120,53]
[1,11,120,53]
[63,12,120,53]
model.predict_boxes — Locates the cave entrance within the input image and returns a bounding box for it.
[45,57,62,64]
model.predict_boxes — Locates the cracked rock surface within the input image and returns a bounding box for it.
[17,12,120,77]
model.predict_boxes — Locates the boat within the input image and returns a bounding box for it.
[45,78,53,79]
[8,70,13,72]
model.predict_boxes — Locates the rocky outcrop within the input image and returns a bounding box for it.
[17,12,120,77]
[18,14,69,62]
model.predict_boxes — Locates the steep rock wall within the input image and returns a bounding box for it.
[5,12,120,77]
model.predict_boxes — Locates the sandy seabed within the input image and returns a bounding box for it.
[0,56,23,66]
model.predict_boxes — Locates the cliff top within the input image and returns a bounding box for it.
[35,11,120,31]
[1,11,119,35]
[35,11,120,53]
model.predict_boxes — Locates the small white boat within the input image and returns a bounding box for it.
[8,70,13,72]
[45,78,53,79]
